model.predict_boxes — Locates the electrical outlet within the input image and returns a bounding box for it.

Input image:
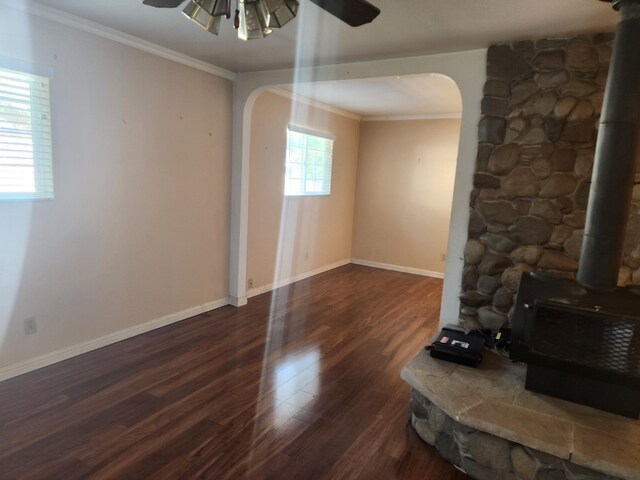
[24,317,37,335]
[441,253,447,262]
[305,251,309,260]
[248,278,254,289]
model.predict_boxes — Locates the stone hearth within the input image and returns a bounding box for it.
[401,350,640,480]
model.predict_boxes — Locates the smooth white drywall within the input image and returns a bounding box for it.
[230,50,486,326]
[0,6,233,369]
[247,90,359,291]
[352,119,461,274]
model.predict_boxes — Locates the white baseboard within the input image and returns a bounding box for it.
[229,296,248,307]
[0,259,441,382]
[0,297,231,383]
[247,259,351,298]
[350,258,445,279]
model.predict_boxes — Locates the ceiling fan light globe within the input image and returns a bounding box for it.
[265,0,298,28]
[238,0,272,40]
[192,0,216,14]
[182,0,222,34]
[212,0,231,18]
[182,1,197,16]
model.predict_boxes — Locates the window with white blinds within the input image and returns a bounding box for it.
[284,125,334,196]
[0,66,54,200]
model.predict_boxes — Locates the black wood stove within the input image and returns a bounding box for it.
[511,273,640,417]
[510,0,640,418]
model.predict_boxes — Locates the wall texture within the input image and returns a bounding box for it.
[247,91,360,292]
[0,8,233,369]
[352,119,460,274]
[231,51,487,324]
[461,33,640,331]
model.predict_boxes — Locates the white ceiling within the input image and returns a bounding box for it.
[17,0,619,118]
[28,0,619,73]
[276,74,463,118]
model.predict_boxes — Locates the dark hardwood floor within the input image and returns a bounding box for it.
[0,265,468,479]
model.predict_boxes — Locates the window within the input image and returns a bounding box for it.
[0,65,54,200]
[284,125,334,196]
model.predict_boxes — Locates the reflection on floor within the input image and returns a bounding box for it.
[0,264,469,479]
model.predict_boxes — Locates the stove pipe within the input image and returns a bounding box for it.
[577,0,640,290]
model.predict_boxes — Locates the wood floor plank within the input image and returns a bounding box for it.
[0,265,468,479]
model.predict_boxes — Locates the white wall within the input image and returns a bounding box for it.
[247,90,359,293]
[230,51,487,325]
[0,4,487,377]
[352,119,461,275]
[0,7,233,373]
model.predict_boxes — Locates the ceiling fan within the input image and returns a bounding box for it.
[142,0,381,40]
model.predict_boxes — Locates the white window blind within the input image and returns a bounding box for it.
[0,66,54,200]
[285,125,334,196]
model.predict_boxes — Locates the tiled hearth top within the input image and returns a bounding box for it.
[401,349,640,480]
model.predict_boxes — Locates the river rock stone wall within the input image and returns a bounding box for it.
[461,34,640,331]
[409,389,621,480]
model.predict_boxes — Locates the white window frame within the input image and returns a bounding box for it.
[284,125,335,197]
[0,57,54,201]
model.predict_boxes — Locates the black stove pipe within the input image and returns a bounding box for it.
[577,0,640,290]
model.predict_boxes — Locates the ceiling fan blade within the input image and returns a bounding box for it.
[307,0,380,27]
[142,0,186,8]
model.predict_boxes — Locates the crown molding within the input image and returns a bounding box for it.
[362,113,462,122]
[269,87,362,121]
[0,0,236,81]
